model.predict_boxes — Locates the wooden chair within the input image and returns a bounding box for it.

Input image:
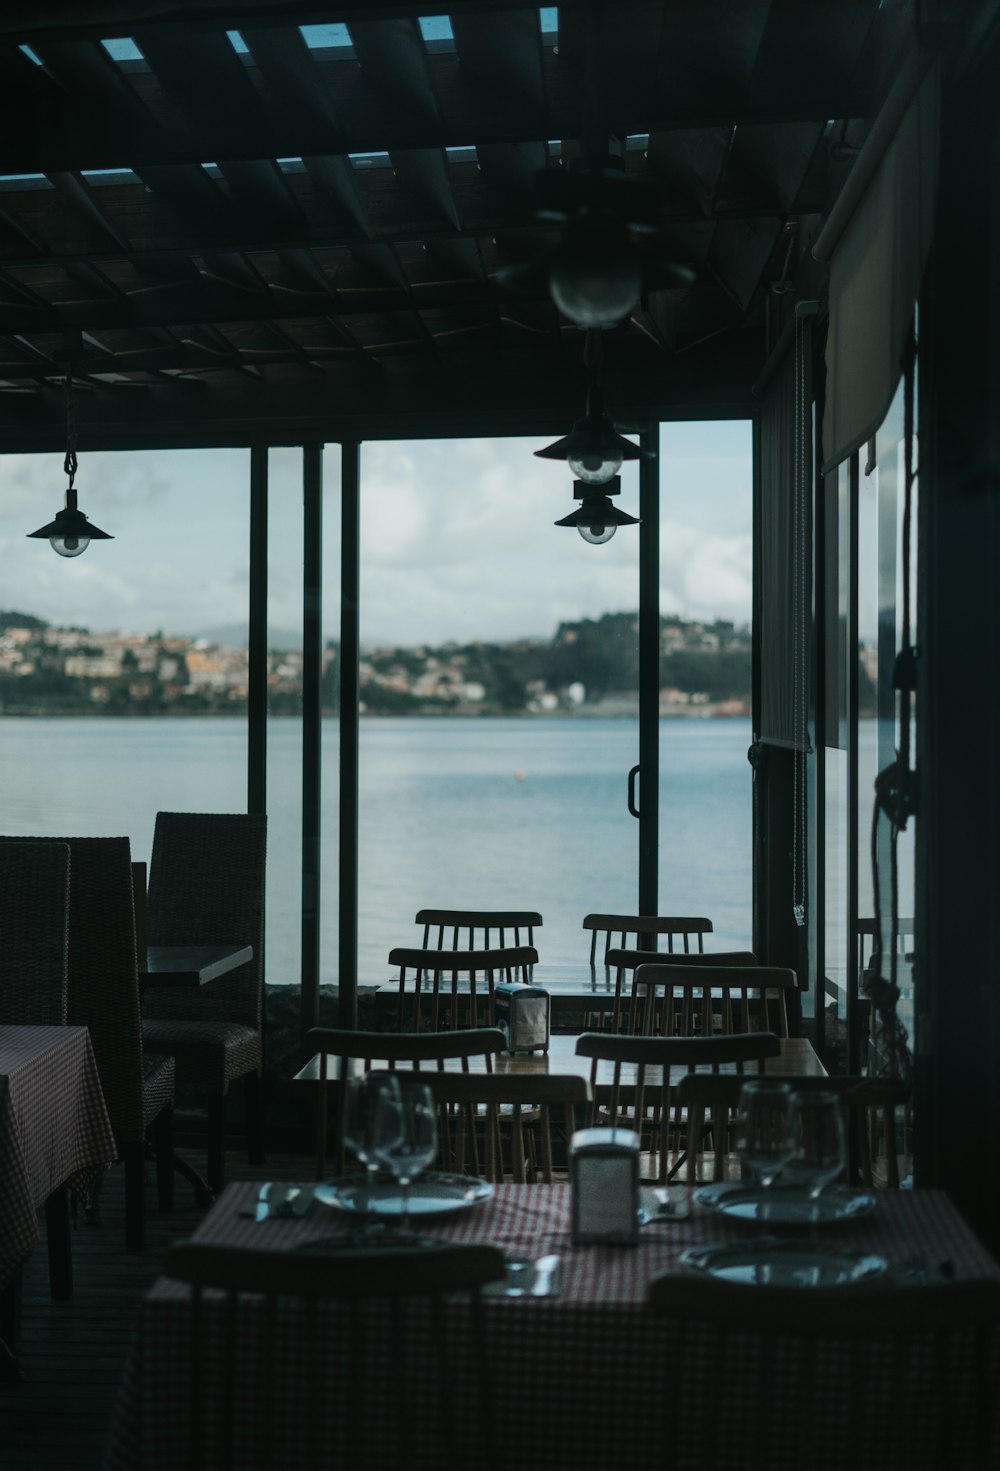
[574,1031,780,1184]
[600,948,761,1032]
[416,907,542,949]
[164,1240,505,1471]
[583,913,713,965]
[632,962,797,1038]
[646,1273,1000,1471]
[388,945,537,1031]
[391,1070,591,1183]
[307,1026,505,1177]
[1,835,175,1250]
[142,811,266,1194]
[678,1072,912,1187]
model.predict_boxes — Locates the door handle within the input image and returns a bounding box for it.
[627,764,641,819]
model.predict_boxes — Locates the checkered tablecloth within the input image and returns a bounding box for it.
[104,1183,1000,1471]
[0,1024,117,1292]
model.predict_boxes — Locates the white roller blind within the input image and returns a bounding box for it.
[817,59,939,475]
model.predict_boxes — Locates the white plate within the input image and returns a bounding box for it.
[694,1183,877,1226]
[680,1239,887,1287]
[315,1172,493,1217]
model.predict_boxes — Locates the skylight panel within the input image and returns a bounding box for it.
[0,173,52,192]
[18,44,44,67]
[349,151,391,170]
[226,30,250,55]
[80,168,140,186]
[299,23,353,55]
[101,37,145,63]
[419,16,456,51]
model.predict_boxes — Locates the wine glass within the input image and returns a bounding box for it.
[785,1091,845,1201]
[734,1079,798,1189]
[370,1078,438,1229]
[341,1074,401,1208]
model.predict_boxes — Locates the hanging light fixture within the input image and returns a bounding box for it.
[554,477,639,545]
[496,156,694,332]
[27,374,113,557]
[535,382,651,485]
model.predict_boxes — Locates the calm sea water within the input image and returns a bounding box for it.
[0,716,754,982]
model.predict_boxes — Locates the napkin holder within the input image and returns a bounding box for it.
[494,982,550,1053]
[570,1127,640,1245]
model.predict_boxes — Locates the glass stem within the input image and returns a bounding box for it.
[400,1175,410,1229]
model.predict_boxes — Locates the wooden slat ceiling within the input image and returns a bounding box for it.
[0,0,906,449]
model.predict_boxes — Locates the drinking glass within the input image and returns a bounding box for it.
[734,1079,797,1188]
[370,1078,438,1228]
[341,1074,401,1207]
[785,1091,845,1199]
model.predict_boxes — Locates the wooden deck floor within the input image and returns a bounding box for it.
[1,1149,314,1471]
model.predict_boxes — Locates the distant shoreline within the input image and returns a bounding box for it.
[0,706,753,721]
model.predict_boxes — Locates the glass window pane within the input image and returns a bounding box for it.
[658,421,753,948]
[357,436,640,971]
[0,448,250,861]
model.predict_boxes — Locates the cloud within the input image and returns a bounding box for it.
[0,429,753,643]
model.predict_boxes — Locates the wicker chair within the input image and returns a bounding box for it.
[646,1273,1000,1470]
[0,840,70,1026]
[0,839,74,1303]
[164,1240,505,1471]
[141,811,267,1193]
[0,835,175,1250]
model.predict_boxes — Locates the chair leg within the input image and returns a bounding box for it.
[207,1095,226,1195]
[0,1272,21,1354]
[45,1185,73,1298]
[153,1107,175,1212]
[125,1140,146,1252]
[244,1071,265,1166]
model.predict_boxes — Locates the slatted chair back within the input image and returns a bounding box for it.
[391,1069,591,1184]
[388,945,537,1031]
[600,948,760,1033]
[583,913,713,965]
[645,1274,1000,1471]
[144,811,266,1031]
[416,908,542,949]
[307,1025,505,1178]
[575,1031,781,1185]
[164,1240,505,1471]
[0,840,70,1026]
[678,1072,912,1188]
[632,962,797,1038]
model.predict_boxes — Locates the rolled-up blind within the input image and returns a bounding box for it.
[816,56,939,475]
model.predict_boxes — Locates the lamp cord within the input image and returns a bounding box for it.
[64,372,78,490]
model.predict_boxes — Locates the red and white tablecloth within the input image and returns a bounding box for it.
[0,1024,117,1292]
[104,1183,1000,1471]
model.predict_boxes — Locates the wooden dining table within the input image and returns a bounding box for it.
[295,1033,826,1088]
[102,1180,1000,1471]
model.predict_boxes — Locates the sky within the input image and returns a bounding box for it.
[0,421,753,647]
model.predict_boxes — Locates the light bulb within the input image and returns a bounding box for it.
[549,248,641,330]
[567,449,623,485]
[578,520,617,545]
[50,534,89,558]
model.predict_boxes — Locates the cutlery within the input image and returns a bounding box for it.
[240,1184,308,1221]
[490,1254,561,1297]
[640,1186,690,1223]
